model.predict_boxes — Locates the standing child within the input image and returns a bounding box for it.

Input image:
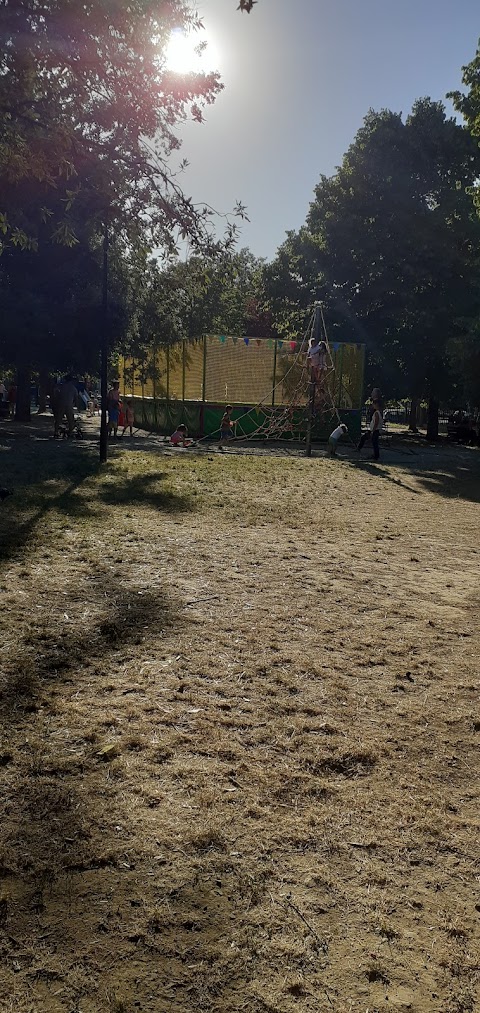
[122,400,135,436]
[328,422,348,456]
[307,338,328,381]
[219,405,235,449]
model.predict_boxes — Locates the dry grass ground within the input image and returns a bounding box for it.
[0,421,479,1013]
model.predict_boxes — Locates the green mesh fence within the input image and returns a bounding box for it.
[119,336,365,442]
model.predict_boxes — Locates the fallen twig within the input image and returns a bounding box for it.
[270,890,331,1006]
[184,594,220,607]
[283,893,329,955]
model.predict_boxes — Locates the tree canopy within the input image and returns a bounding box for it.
[263,98,480,425]
[0,0,247,255]
[0,0,253,414]
[121,247,270,380]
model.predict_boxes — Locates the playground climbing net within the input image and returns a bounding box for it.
[227,305,344,444]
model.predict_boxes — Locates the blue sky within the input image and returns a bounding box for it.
[173,0,480,260]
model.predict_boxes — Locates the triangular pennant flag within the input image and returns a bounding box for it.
[290,341,296,351]
[244,337,249,345]
[256,339,262,347]
[278,341,283,349]
[332,342,340,351]
[219,335,226,343]
[267,339,273,348]
[232,336,238,345]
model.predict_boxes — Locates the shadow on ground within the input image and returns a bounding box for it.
[96,471,192,512]
[345,442,480,503]
[0,567,196,1009]
[0,441,192,562]
[0,572,175,894]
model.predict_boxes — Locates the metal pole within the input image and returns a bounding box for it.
[272,339,277,407]
[152,334,158,429]
[100,226,109,463]
[305,304,322,457]
[182,339,186,421]
[202,335,207,402]
[200,335,207,437]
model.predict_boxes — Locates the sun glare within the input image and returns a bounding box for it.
[165,28,219,74]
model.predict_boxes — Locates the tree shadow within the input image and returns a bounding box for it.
[0,577,172,849]
[96,471,192,512]
[0,574,185,1002]
[0,575,174,721]
[343,443,480,504]
[0,451,192,565]
[0,459,101,563]
[344,459,421,494]
[0,422,99,484]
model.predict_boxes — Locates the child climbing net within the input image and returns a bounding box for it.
[224,303,342,445]
[166,303,349,450]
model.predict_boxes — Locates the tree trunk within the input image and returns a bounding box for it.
[15,365,31,422]
[426,397,439,441]
[408,398,419,432]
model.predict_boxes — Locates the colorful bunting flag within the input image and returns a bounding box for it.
[220,335,226,343]
[278,341,283,349]
[243,337,249,345]
[267,339,273,348]
[256,339,262,347]
[290,341,296,351]
[232,336,238,345]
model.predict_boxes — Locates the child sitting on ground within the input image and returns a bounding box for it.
[170,424,194,447]
[328,423,348,456]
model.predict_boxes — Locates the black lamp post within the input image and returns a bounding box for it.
[100,225,109,463]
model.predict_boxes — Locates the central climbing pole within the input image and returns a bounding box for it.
[305,303,322,457]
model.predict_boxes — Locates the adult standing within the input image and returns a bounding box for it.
[357,399,383,460]
[54,375,78,437]
[107,380,121,437]
[7,383,17,419]
[367,387,383,422]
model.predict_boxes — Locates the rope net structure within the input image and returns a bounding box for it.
[119,317,365,443]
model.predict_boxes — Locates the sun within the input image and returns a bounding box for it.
[165,28,219,74]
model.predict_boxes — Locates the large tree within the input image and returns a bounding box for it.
[449,41,480,169]
[263,99,480,435]
[161,249,269,338]
[0,0,250,415]
[449,41,480,411]
[120,247,271,389]
[0,0,250,252]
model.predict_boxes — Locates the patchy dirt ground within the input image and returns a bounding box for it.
[0,418,479,1013]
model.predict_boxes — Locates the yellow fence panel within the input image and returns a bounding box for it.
[118,338,365,410]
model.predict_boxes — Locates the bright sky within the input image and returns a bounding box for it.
[172,0,480,261]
